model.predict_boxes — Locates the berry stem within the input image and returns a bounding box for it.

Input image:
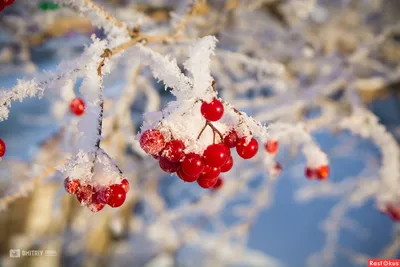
[196,121,224,142]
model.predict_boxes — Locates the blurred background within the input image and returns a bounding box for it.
[0,0,400,267]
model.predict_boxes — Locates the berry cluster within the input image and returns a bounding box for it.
[70,97,85,116]
[0,138,6,158]
[305,165,329,180]
[0,0,15,12]
[140,99,260,189]
[64,177,129,212]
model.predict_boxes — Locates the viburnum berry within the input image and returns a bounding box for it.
[223,130,238,148]
[140,129,166,155]
[106,184,127,208]
[161,140,185,162]
[0,0,15,12]
[0,138,6,157]
[203,144,229,167]
[76,184,94,205]
[265,140,279,154]
[64,177,80,194]
[305,167,315,179]
[87,202,105,213]
[316,165,329,180]
[201,99,224,121]
[212,177,224,190]
[197,175,219,189]
[181,153,205,177]
[87,189,105,212]
[159,157,180,173]
[69,97,85,116]
[236,137,258,159]
[220,155,233,173]
[386,204,400,221]
[201,166,220,179]
[177,167,198,182]
[121,178,130,193]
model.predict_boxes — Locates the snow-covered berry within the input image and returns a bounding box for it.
[64,177,80,194]
[161,139,185,162]
[140,129,166,155]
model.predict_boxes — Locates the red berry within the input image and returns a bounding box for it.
[316,165,329,180]
[70,98,85,116]
[0,138,6,157]
[201,166,220,179]
[203,144,229,167]
[107,184,127,208]
[87,189,106,212]
[200,99,224,121]
[140,129,166,155]
[76,184,93,205]
[212,177,224,190]
[386,204,400,221]
[220,155,233,172]
[223,131,238,148]
[159,157,180,173]
[177,167,198,182]
[161,140,185,162]
[272,162,282,176]
[64,177,80,194]
[305,167,316,179]
[265,140,279,154]
[87,202,105,212]
[121,178,130,192]
[181,153,205,177]
[4,0,15,6]
[197,175,219,189]
[236,137,258,159]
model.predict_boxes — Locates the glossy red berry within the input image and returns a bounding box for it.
[203,144,229,167]
[181,153,205,177]
[140,129,166,155]
[316,165,329,180]
[305,167,316,179]
[197,175,219,189]
[212,177,224,190]
[223,131,238,148]
[70,98,85,116]
[201,166,220,179]
[121,178,130,192]
[64,177,80,194]
[161,140,185,162]
[220,155,233,173]
[201,99,224,121]
[107,184,127,208]
[177,167,198,182]
[159,157,180,173]
[0,138,6,157]
[76,184,93,205]
[236,137,258,159]
[265,140,279,154]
